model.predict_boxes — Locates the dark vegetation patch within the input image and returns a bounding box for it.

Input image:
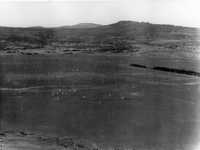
[152,66,200,77]
[130,64,147,68]
[130,63,200,77]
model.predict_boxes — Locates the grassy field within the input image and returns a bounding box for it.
[1,53,200,150]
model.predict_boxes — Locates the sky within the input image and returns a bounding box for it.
[0,0,200,28]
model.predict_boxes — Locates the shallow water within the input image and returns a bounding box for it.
[0,54,200,150]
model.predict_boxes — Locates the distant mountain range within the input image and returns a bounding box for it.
[60,23,102,29]
[0,20,199,54]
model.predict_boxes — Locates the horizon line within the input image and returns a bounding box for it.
[0,20,198,29]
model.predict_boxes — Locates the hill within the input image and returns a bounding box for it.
[59,23,101,29]
[70,23,101,28]
[0,21,199,56]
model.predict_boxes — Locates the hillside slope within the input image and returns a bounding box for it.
[0,21,199,56]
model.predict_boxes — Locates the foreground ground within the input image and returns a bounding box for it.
[0,130,99,150]
[1,53,200,150]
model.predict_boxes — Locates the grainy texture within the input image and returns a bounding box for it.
[0,21,200,150]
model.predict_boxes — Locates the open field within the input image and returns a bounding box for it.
[1,53,200,150]
[0,20,200,150]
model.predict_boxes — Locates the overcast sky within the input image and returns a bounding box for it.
[0,0,200,28]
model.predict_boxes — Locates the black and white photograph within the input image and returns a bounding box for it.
[0,0,200,149]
